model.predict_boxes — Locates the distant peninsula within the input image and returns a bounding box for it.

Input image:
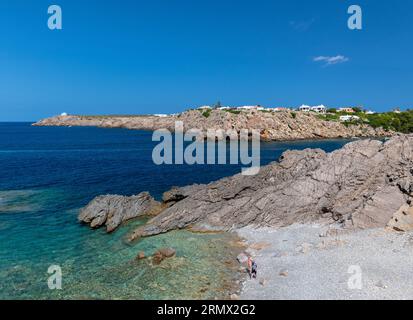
[33,108,396,141]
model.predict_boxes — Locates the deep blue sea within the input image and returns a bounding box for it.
[0,123,352,299]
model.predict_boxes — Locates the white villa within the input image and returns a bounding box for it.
[338,107,355,113]
[60,112,68,116]
[267,107,289,112]
[198,105,212,110]
[311,105,327,114]
[236,105,263,111]
[340,115,360,122]
[298,105,311,112]
[298,105,326,113]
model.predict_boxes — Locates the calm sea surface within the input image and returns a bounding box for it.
[0,122,352,299]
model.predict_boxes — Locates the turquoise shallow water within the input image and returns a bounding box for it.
[0,123,352,299]
[1,200,241,299]
[0,187,242,300]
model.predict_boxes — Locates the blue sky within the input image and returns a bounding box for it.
[1,0,412,121]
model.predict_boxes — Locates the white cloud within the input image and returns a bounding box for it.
[313,55,349,66]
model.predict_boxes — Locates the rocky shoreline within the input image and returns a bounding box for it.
[33,109,393,141]
[77,134,413,300]
[79,134,413,239]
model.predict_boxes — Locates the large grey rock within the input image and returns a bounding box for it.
[129,135,413,240]
[78,192,162,232]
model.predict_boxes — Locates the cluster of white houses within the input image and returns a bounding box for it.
[195,104,381,122]
[197,104,371,115]
[149,104,392,123]
[197,105,290,112]
[297,105,327,113]
[198,105,311,112]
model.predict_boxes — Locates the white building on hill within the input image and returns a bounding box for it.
[340,115,360,122]
[299,104,327,113]
[311,105,327,114]
[298,105,311,112]
[236,105,265,111]
[267,107,289,112]
[338,107,355,113]
[198,105,212,110]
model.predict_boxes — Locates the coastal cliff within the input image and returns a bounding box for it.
[33,110,392,141]
[79,134,413,239]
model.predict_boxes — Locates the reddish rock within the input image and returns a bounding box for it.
[136,251,145,260]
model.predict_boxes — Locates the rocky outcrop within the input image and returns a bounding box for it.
[33,110,392,141]
[387,205,413,232]
[33,114,177,132]
[128,134,413,239]
[78,192,162,232]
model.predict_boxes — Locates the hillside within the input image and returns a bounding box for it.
[33,109,392,141]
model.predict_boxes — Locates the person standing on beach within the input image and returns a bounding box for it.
[247,257,252,278]
[247,257,257,279]
[247,256,257,279]
[251,260,257,279]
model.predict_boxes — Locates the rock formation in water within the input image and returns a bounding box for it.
[151,248,176,265]
[78,135,413,238]
[78,192,162,232]
[33,110,392,141]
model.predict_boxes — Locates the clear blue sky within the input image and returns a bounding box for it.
[1,0,412,121]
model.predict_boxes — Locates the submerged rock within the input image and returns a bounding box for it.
[136,251,145,260]
[78,192,162,232]
[129,134,413,239]
[152,247,176,264]
[157,248,176,258]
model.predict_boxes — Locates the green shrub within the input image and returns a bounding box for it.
[202,110,211,118]
[317,109,413,133]
[364,111,413,133]
[318,114,340,122]
[224,109,241,115]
